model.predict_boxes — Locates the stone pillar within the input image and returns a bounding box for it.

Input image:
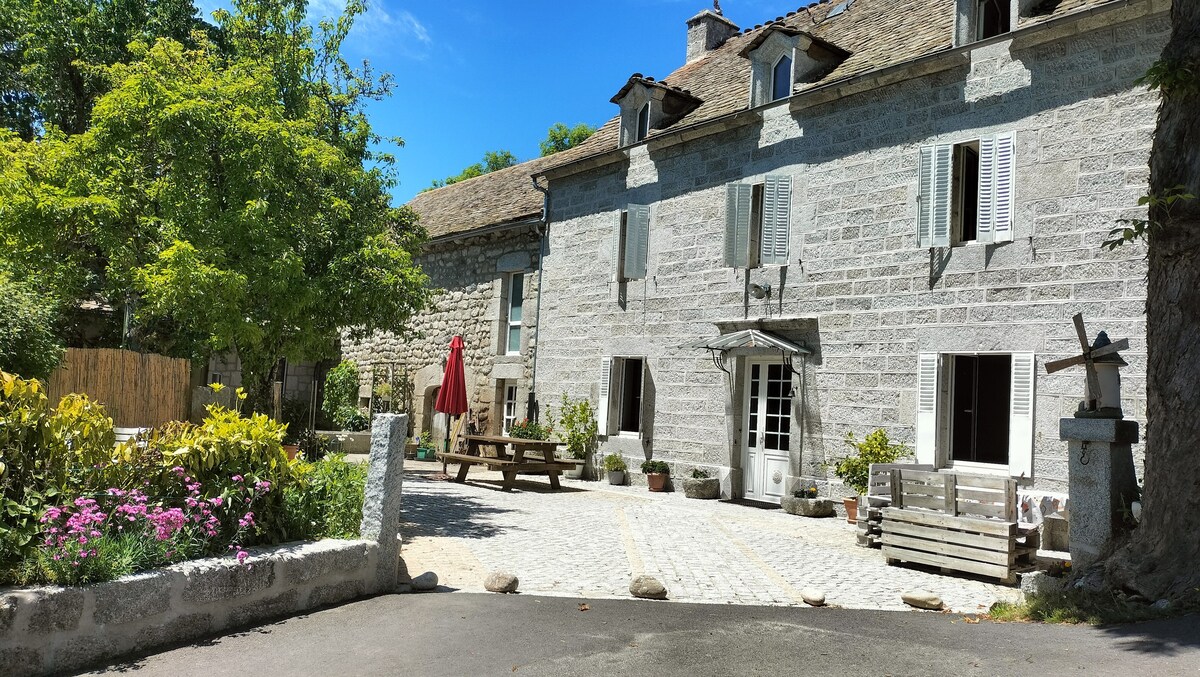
[1059,417,1139,568]
[360,413,407,592]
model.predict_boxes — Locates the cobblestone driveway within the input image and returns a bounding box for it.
[398,462,1017,613]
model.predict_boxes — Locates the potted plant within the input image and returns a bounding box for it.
[641,459,670,492]
[416,429,436,461]
[603,453,627,485]
[682,468,720,499]
[829,429,910,524]
[555,394,596,480]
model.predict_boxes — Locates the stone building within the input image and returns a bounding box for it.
[523,0,1166,507]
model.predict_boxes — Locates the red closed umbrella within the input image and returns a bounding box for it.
[435,335,469,470]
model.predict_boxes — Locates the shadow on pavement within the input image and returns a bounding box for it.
[1101,614,1200,655]
[400,475,520,540]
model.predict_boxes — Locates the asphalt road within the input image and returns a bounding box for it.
[84,593,1200,677]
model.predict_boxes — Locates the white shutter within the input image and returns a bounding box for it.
[992,132,1015,242]
[598,357,614,436]
[724,183,753,268]
[1008,352,1035,480]
[977,136,996,244]
[761,175,792,265]
[917,145,951,248]
[611,213,624,283]
[915,352,940,466]
[637,358,648,436]
[623,204,650,279]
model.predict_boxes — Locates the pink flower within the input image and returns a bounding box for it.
[236,550,249,564]
[232,475,243,483]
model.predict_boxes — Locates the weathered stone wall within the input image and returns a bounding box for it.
[343,228,542,436]
[537,6,1167,497]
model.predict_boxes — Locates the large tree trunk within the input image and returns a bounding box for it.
[1106,0,1200,601]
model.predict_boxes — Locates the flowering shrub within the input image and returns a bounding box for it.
[508,418,553,441]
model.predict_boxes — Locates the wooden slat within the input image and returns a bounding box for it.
[45,348,190,428]
[955,500,1009,519]
[882,532,1016,566]
[943,474,957,516]
[900,469,1010,490]
[900,480,946,494]
[882,518,1013,552]
[955,486,1006,503]
[897,494,945,512]
[883,507,1016,537]
[882,545,1014,580]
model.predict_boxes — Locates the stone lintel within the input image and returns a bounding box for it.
[1059,417,1139,444]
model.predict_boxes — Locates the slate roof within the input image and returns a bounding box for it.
[411,0,1113,241]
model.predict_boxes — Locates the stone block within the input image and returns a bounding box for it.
[1042,514,1070,551]
[180,559,275,605]
[27,586,85,634]
[50,634,121,675]
[1020,571,1067,597]
[308,580,365,608]
[360,414,408,593]
[0,646,44,677]
[682,477,720,499]
[781,497,835,518]
[93,570,174,626]
[801,588,827,606]
[280,540,371,586]
[133,613,215,654]
[227,589,299,629]
[901,590,944,610]
[1059,417,1139,444]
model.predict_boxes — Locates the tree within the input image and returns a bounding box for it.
[0,0,209,138]
[539,122,596,157]
[0,5,430,411]
[0,275,64,379]
[426,149,518,190]
[1104,2,1200,603]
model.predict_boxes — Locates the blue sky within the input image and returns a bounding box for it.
[198,1,806,203]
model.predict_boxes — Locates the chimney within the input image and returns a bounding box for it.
[686,8,739,64]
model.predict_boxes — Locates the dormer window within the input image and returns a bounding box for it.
[977,0,1011,39]
[771,55,793,102]
[636,103,651,142]
[956,0,1017,45]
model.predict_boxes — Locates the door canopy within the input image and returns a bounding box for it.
[688,329,811,383]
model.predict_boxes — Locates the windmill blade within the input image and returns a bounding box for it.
[1072,313,1091,353]
[1045,354,1087,373]
[1090,338,1130,359]
[1084,358,1102,408]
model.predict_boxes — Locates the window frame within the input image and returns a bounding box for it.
[770,53,793,102]
[506,272,524,355]
[502,383,519,435]
[599,356,646,438]
[725,175,792,268]
[636,103,651,143]
[919,133,1015,248]
[976,0,1012,40]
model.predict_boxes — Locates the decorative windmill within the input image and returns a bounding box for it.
[1044,313,1130,418]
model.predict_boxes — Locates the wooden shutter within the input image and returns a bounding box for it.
[918,145,952,248]
[637,358,648,436]
[977,136,996,244]
[915,352,940,466]
[598,357,614,436]
[724,183,753,268]
[1008,352,1035,480]
[992,132,1015,242]
[761,175,792,265]
[624,204,650,279]
[611,212,625,283]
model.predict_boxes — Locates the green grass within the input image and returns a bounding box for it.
[988,588,1196,625]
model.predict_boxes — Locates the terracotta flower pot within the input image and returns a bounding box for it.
[843,496,858,524]
[646,473,669,492]
[283,444,300,461]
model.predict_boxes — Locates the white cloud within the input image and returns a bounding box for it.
[307,1,434,59]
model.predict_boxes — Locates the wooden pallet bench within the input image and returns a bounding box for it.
[857,463,934,548]
[880,468,1038,584]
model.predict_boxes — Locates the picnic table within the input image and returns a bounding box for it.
[439,434,583,491]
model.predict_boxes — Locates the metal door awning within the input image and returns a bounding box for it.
[688,329,811,383]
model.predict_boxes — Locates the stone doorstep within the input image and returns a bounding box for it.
[1,539,380,677]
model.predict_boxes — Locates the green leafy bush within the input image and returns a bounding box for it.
[334,404,369,432]
[283,455,367,540]
[691,468,710,479]
[602,453,627,472]
[829,429,910,496]
[641,460,669,475]
[0,276,64,380]
[322,361,360,427]
[555,393,598,460]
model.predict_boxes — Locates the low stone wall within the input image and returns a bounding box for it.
[1,413,409,677]
[1,540,379,676]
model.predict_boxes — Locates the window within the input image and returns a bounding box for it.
[916,352,1035,478]
[598,357,646,436]
[611,204,650,282]
[502,383,519,435]
[977,0,1011,40]
[507,273,524,354]
[725,175,792,268]
[919,132,1015,247]
[771,55,793,102]
[636,103,651,142]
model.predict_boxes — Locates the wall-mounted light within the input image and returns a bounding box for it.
[749,283,772,299]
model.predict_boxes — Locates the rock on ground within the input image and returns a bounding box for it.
[901,590,944,610]
[682,478,720,500]
[484,571,520,594]
[781,497,835,518]
[411,572,439,592]
[629,575,668,600]
[801,588,827,607]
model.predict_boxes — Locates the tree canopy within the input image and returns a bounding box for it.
[539,122,596,157]
[0,0,429,408]
[427,149,518,190]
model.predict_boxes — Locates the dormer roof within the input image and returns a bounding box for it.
[736,25,850,60]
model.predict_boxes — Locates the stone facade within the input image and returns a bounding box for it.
[534,3,1166,502]
[343,228,543,438]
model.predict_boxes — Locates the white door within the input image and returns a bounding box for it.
[742,361,793,504]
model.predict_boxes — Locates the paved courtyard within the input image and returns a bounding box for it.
[398,461,1019,613]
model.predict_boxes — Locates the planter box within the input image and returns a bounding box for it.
[781,496,835,518]
[682,477,719,499]
[607,470,625,485]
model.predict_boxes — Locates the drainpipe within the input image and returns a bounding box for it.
[528,176,550,421]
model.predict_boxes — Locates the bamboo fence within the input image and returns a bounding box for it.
[45,348,192,428]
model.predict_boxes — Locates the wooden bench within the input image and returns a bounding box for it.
[880,468,1038,584]
[856,463,934,548]
[439,435,582,491]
